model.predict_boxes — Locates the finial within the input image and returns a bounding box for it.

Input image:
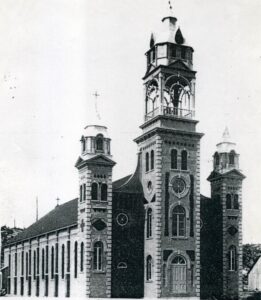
[56,197,60,207]
[222,126,231,142]
[93,91,101,121]
[168,0,174,14]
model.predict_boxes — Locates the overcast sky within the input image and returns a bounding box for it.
[0,0,260,244]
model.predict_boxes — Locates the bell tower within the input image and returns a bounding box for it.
[135,6,203,299]
[75,123,115,298]
[207,128,245,299]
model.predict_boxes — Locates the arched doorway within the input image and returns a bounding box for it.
[171,255,187,293]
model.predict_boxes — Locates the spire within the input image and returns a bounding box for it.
[216,127,236,153]
[162,0,177,23]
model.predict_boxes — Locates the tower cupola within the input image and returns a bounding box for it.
[80,125,111,158]
[213,127,239,173]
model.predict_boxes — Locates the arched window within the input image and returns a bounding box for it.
[146,255,152,281]
[171,149,178,169]
[91,182,98,200]
[226,194,232,209]
[117,262,127,269]
[51,246,54,279]
[146,208,152,238]
[172,255,186,265]
[83,183,86,201]
[101,184,108,201]
[229,246,237,271]
[181,150,188,170]
[41,249,45,279]
[151,150,154,170]
[229,151,235,165]
[172,205,186,237]
[234,194,239,209]
[80,242,84,272]
[145,152,149,172]
[214,152,220,166]
[61,245,65,279]
[74,242,78,278]
[93,241,103,271]
[96,134,104,151]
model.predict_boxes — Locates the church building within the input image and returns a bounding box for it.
[2,6,244,300]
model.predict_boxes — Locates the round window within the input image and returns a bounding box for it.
[172,177,186,195]
[116,213,129,226]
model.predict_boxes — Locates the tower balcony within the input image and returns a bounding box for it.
[145,106,195,122]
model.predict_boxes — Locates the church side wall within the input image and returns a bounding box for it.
[3,225,86,298]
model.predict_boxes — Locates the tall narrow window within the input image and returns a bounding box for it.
[171,149,178,169]
[29,250,32,276]
[74,242,78,278]
[21,251,24,276]
[14,252,17,276]
[36,248,39,276]
[33,251,36,279]
[145,152,149,172]
[234,194,239,209]
[61,245,65,279]
[80,242,84,272]
[229,246,237,271]
[172,205,186,237]
[55,243,58,274]
[91,182,98,200]
[83,183,86,201]
[229,151,235,165]
[226,194,232,209]
[163,264,167,287]
[146,255,152,281]
[150,150,154,170]
[51,246,54,279]
[45,245,49,274]
[96,134,104,151]
[67,241,70,273]
[101,184,108,201]
[214,152,220,166]
[41,249,45,280]
[181,150,187,170]
[93,241,103,271]
[146,208,152,238]
[26,252,28,280]
[80,185,82,202]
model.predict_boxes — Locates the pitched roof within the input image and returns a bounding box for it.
[6,198,78,246]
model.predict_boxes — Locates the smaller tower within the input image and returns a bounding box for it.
[75,123,115,298]
[206,128,245,299]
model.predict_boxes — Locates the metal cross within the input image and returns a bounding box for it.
[168,0,173,11]
[56,197,60,207]
[93,91,101,120]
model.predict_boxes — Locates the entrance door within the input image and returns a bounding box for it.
[171,256,187,293]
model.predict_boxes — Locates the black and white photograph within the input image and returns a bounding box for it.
[0,0,261,299]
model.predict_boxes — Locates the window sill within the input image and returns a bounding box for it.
[171,236,188,240]
[146,280,153,283]
[146,237,153,240]
[145,169,154,174]
[92,270,106,274]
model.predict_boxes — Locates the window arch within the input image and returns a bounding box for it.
[93,241,103,271]
[146,208,152,238]
[226,194,232,209]
[229,246,237,271]
[145,152,149,172]
[96,134,104,151]
[172,205,186,237]
[80,242,84,272]
[51,246,54,279]
[150,150,154,170]
[214,152,220,166]
[101,184,108,201]
[74,242,78,278]
[229,151,235,165]
[61,245,65,279]
[146,255,152,281]
[91,182,98,200]
[234,194,239,209]
[181,150,188,170]
[171,149,178,169]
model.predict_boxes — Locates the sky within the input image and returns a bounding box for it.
[0,0,260,244]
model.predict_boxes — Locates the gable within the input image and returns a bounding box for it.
[75,154,116,169]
